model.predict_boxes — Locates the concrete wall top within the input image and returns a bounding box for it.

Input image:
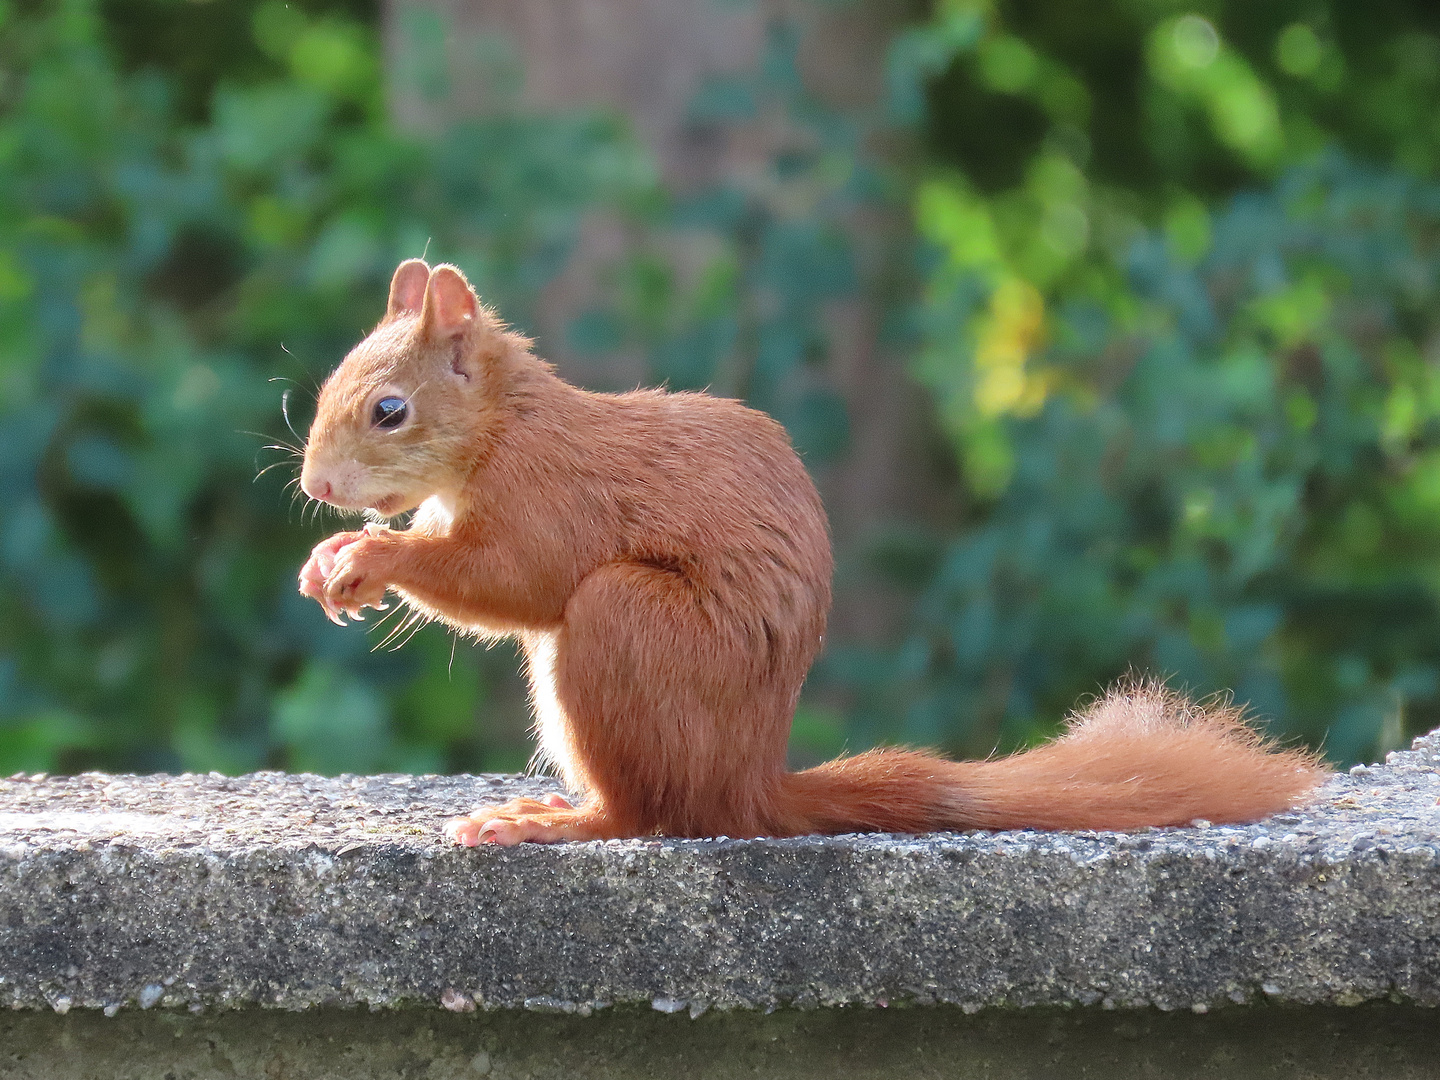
[0,730,1437,1018]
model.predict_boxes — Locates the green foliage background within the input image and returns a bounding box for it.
[3,0,1440,776]
[871,0,1440,763]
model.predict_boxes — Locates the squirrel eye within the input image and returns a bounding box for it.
[372,396,408,430]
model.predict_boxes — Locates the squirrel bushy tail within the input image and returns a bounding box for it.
[776,683,1325,834]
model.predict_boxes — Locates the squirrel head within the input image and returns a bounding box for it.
[300,259,523,518]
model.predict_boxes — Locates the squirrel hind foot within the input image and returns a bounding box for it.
[445,794,609,846]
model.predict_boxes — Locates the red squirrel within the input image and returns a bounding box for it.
[296,258,1325,845]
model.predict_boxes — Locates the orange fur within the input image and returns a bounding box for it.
[776,683,1323,833]
[297,260,1326,844]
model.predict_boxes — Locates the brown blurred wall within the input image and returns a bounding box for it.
[380,0,942,644]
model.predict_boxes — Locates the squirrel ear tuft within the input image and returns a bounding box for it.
[386,259,430,319]
[421,264,478,340]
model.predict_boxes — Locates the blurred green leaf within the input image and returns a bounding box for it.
[272,660,391,774]
[0,711,94,774]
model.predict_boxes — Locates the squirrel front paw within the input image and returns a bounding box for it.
[299,531,365,622]
[319,531,399,624]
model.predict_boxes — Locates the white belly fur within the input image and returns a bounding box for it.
[410,497,580,789]
[410,494,454,535]
[522,631,582,790]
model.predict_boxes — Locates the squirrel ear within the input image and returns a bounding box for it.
[421,265,478,340]
[386,259,430,318]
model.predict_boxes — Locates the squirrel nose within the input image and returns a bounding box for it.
[301,475,333,503]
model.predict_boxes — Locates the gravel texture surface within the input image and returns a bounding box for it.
[0,730,1436,1016]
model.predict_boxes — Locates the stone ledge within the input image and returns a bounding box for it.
[0,732,1437,1017]
[3,1004,1437,1080]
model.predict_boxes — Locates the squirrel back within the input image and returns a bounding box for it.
[298,259,1325,844]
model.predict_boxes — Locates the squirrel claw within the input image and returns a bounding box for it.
[444,816,488,847]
